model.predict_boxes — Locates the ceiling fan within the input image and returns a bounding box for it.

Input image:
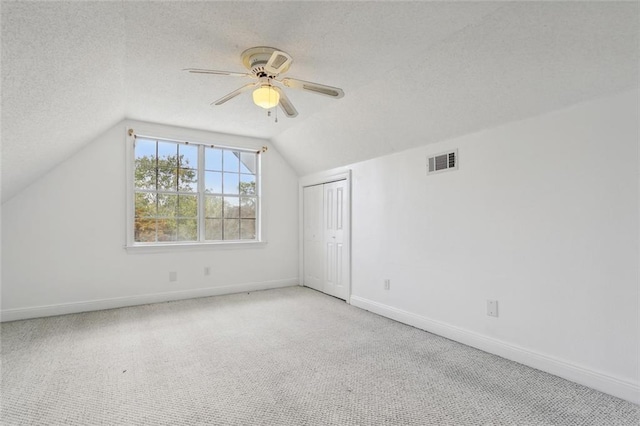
[185,46,344,118]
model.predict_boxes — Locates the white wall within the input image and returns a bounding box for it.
[343,90,639,403]
[1,120,299,319]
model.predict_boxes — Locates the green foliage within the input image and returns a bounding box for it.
[135,154,197,191]
[239,181,256,195]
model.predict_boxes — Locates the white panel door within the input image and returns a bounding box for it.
[303,179,350,301]
[303,185,323,292]
[323,180,348,300]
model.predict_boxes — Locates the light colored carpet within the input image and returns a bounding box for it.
[1,286,638,425]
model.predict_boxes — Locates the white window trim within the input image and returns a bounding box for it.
[124,125,266,252]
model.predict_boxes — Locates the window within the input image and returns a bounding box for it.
[130,135,260,246]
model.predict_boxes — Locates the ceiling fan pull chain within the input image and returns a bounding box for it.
[268,83,278,123]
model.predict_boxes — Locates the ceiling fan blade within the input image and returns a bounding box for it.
[279,77,344,98]
[264,50,293,75]
[184,68,252,78]
[273,87,298,118]
[212,82,259,106]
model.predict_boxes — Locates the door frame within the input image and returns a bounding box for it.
[299,168,352,304]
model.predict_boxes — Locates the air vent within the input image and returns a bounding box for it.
[427,150,458,175]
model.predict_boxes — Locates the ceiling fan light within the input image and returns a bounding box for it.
[252,86,280,109]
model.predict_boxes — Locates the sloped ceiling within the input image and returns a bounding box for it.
[2,1,638,203]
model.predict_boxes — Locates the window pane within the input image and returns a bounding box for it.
[205,171,222,193]
[157,142,178,190]
[223,173,239,194]
[157,219,177,241]
[178,168,198,192]
[223,150,239,172]
[240,219,256,240]
[179,144,198,169]
[224,197,239,218]
[205,218,222,240]
[135,192,156,217]
[157,194,177,217]
[134,139,157,190]
[177,219,197,241]
[178,195,197,217]
[135,218,157,242]
[135,161,157,190]
[205,148,222,171]
[205,195,223,218]
[240,197,256,219]
[158,141,178,161]
[157,165,177,191]
[239,174,255,195]
[223,219,240,240]
[240,152,256,174]
[135,138,156,158]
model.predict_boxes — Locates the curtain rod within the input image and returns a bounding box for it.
[128,129,266,154]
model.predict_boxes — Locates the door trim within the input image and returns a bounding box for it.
[299,168,352,304]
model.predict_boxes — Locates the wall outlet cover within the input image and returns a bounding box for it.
[487,300,498,317]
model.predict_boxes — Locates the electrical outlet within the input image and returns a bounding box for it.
[169,271,178,282]
[384,279,390,290]
[204,267,211,276]
[487,300,498,317]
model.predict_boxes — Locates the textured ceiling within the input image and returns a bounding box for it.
[2,1,638,203]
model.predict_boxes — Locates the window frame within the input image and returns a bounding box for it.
[125,127,265,252]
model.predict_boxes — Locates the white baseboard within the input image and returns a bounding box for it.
[1,278,299,322]
[350,295,640,405]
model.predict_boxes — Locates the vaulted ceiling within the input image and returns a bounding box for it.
[2,1,638,203]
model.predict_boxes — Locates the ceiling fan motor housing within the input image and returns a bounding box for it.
[241,46,292,77]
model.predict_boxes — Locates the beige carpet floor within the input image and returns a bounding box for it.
[1,286,638,425]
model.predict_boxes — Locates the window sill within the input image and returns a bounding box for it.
[125,240,267,254]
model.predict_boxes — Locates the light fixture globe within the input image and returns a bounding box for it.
[252,85,280,109]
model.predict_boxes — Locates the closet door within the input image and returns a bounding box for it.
[323,180,348,300]
[303,179,349,301]
[303,184,323,292]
